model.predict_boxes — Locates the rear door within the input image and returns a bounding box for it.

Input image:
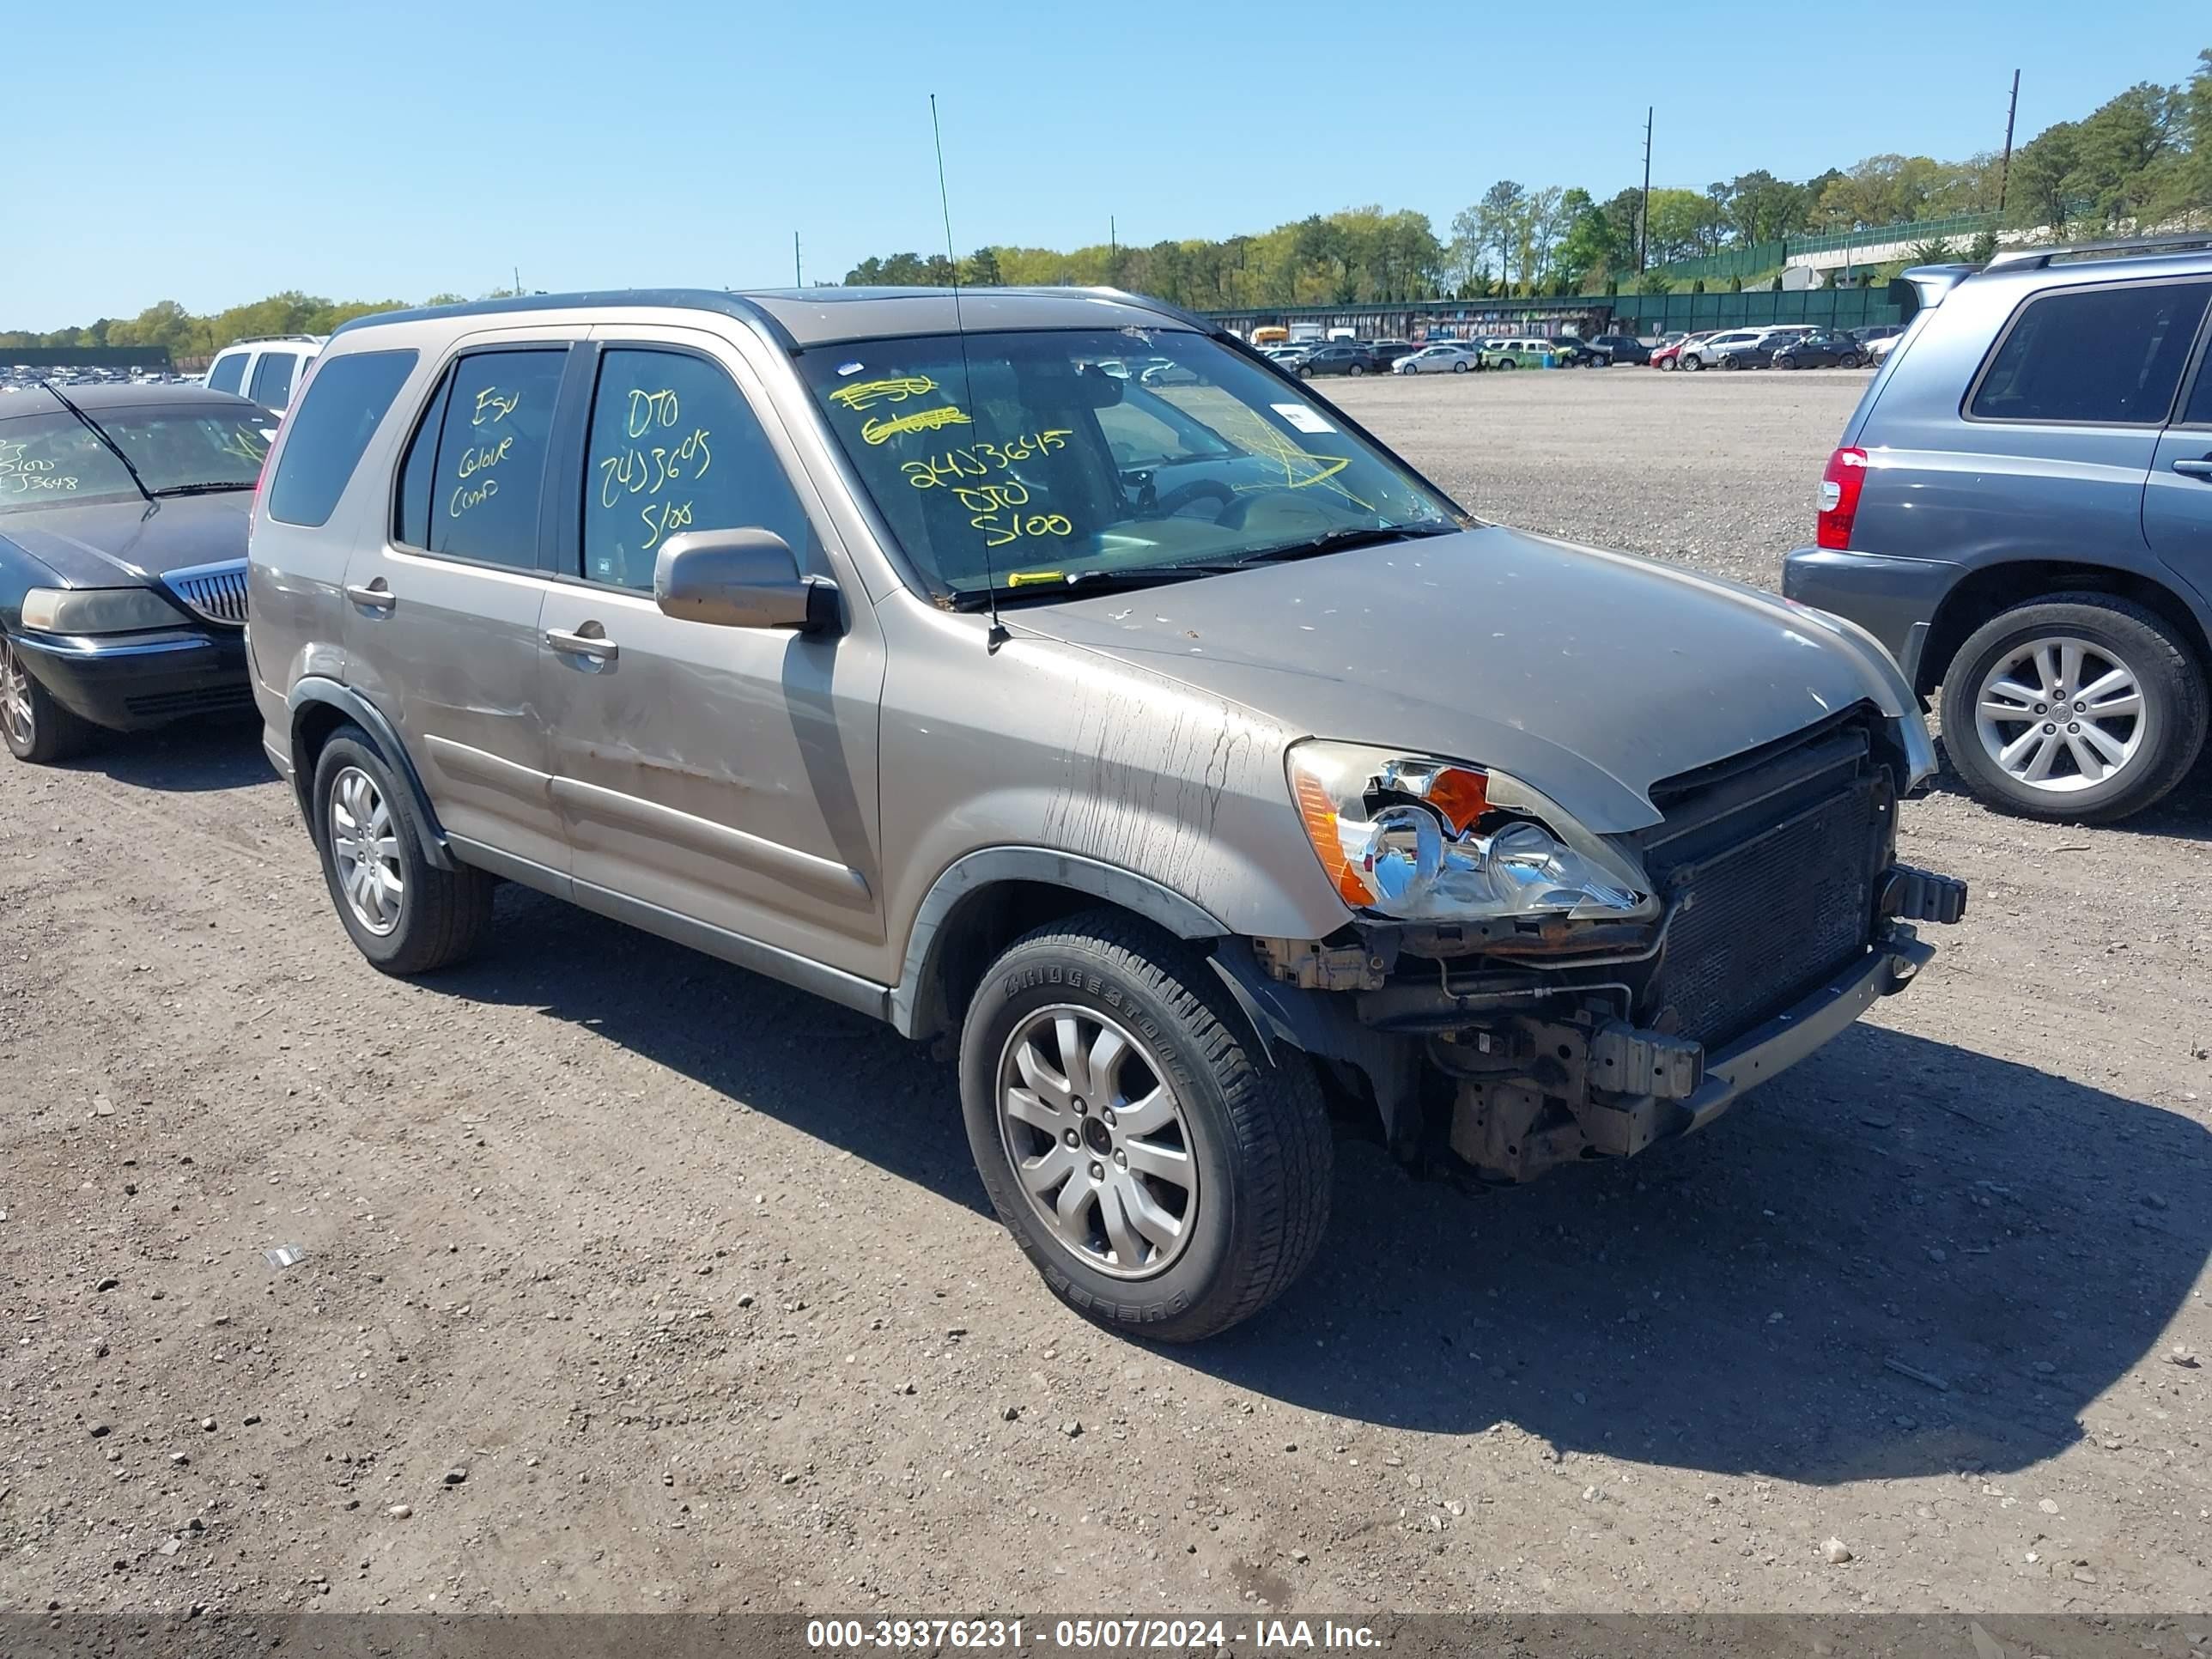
[339,328,583,876]
[247,349,299,414]
[2144,318,2212,612]
[535,325,890,981]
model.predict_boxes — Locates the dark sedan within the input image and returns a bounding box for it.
[1,384,271,763]
[1293,343,1376,377]
[1771,329,1869,369]
[1587,333,1652,365]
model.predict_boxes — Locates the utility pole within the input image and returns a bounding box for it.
[513,264,520,297]
[1997,69,2021,216]
[794,231,803,288]
[1638,107,1654,273]
[1109,215,1117,263]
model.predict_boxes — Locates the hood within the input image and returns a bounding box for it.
[0,491,252,586]
[1010,526,1915,833]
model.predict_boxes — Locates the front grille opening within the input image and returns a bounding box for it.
[1640,715,1889,1050]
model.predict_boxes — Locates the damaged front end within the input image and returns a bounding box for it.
[1216,708,1966,1183]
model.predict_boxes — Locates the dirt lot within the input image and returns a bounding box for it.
[3,368,2209,1625]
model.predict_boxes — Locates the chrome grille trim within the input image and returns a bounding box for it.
[161,559,249,627]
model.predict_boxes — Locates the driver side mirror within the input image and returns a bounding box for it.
[654,529,841,633]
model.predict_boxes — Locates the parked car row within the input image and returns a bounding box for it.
[3,283,1977,1345]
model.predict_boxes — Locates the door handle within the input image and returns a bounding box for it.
[343,580,396,611]
[545,627,619,662]
[2172,458,2212,481]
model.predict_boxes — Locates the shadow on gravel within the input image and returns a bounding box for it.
[427,883,990,1217]
[61,714,271,793]
[1171,1021,2212,1486]
[1924,735,2212,844]
[408,878,2206,1488]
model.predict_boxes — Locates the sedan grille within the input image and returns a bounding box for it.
[1639,719,1889,1051]
[161,560,249,627]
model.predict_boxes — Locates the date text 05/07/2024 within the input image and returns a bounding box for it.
[803,1617,1382,1650]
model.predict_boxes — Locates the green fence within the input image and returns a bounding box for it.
[1650,211,1999,283]
[1605,286,1907,336]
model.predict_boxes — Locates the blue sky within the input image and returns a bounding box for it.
[8,1,2203,330]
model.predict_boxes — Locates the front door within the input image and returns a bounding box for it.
[535,329,889,981]
[339,332,579,874]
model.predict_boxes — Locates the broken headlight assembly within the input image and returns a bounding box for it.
[1287,740,1654,922]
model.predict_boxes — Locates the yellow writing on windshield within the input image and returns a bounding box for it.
[897,429,1073,488]
[1220,412,1375,514]
[829,375,939,411]
[862,405,972,446]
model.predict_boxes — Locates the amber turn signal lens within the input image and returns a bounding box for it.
[1423,767,1489,835]
[1291,768,1373,907]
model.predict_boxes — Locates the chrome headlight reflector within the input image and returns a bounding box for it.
[1290,740,1649,922]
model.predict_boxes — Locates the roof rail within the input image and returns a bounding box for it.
[1985,231,2212,270]
[228,333,325,346]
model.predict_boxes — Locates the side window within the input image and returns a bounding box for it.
[395,349,567,568]
[206,352,246,395]
[1971,280,2212,425]
[580,349,814,592]
[267,348,419,527]
[2182,348,2212,428]
[248,350,297,410]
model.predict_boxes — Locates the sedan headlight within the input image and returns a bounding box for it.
[1288,740,1651,922]
[20,586,185,634]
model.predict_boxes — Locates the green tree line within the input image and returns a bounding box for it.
[8,50,2207,350]
[849,48,2210,306]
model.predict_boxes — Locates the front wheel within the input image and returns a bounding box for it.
[1937,594,2209,823]
[960,913,1333,1342]
[1680,354,1703,371]
[1297,365,1313,380]
[0,634,96,764]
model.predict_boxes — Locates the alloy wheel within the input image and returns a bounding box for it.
[1972,635,2145,793]
[995,1005,1198,1280]
[328,765,405,934]
[0,637,33,752]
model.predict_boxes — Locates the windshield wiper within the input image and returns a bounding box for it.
[1225,521,1461,567]
[949,562,1245,611]
[40,381,153,505]
[149,481,252,496]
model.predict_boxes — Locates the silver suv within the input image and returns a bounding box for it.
[246,287,1964,1340]
[1785,235,2212,821]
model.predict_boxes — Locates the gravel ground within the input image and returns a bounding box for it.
[2,368,2209,1628]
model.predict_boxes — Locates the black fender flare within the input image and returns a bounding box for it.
[283,677,453,869]
[888,848,1227,1039]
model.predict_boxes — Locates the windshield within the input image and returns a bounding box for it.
[800,328,1462,599]
[0,404,270,510]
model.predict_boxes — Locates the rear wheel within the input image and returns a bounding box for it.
[1347,362,1364,375]
[960,912,1333,1342]
[1938,595,2208,823]
[309,726,495,974]
[0,634,96,764]
[1451,360,1468,373]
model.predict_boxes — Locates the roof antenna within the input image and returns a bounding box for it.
[930,93,1006,652]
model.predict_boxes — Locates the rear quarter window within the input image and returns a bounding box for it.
[207,352,247,395]
[1969,278,2212,425]
[266,349,420,527]
[248,350,297,410]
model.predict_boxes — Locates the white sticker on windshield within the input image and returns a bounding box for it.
[1271,403,1335,434]
[836,361,864,376]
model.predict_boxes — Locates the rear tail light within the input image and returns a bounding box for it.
[1816,446,1868,550]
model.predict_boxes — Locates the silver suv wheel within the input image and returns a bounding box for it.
[996,1004,1198,1280]
[328,764,405,934]
[1972,635,2143,793]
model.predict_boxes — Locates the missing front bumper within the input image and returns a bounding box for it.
[1448,922,1938,1182]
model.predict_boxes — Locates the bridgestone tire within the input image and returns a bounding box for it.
[960,911,1333,1342]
